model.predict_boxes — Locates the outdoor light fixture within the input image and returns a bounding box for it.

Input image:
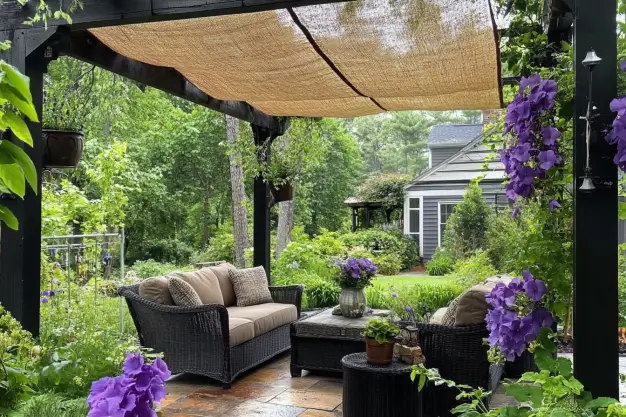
[579,49,602,191]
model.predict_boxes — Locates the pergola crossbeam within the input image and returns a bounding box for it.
[1,0,354,31]
[55,29,287,133]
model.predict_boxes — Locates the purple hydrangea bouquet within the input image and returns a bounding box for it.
[500,74,563,215]
[335,257,377,289]
[87,352,171,417]
[485,271,555,362]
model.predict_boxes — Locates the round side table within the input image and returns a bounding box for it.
[341,352,422,417]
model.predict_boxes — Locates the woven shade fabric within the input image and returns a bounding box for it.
[90,0,502,117]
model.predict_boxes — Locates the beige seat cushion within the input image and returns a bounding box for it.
[171,269,224,305]
[208,263,236,307]
[227,303,297,336]
[228,267,273,307]
[430,307,448,324]
[229,318,255,347]
[138,276,173,305]
[168,277,203,307]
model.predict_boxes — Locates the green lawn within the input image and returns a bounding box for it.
[374,274,455,288]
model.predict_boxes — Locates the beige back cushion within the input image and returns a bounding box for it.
[208,263,237,306]
[168,277,203,307]
[138,276,173,305]
[171,269,224,305]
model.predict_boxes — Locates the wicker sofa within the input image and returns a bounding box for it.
[118,264,303,388]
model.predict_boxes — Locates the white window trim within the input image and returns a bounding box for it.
[438,200,462,247]
[428,149,432,169]
[404,196,423,256]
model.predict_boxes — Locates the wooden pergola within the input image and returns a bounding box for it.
[0,0,619,400]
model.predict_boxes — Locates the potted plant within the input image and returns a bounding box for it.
[334,258,377,318]
[42,62,88,168]
[362,318,400,365]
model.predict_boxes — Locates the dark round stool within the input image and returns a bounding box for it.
[341,352,422,417]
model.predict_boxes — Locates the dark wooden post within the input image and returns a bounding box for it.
[0,30,45,336]
[351,208,358,232]
[572,0,618,398]
[252,125,273,282]
[365,207,371,229]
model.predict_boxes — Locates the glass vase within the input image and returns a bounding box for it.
[340,287,367,318]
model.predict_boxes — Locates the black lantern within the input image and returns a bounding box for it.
[579,49,602,191]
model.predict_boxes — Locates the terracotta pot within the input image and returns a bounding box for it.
[42,129,84,168]
[270,182,293,203]
[365,337,395,365]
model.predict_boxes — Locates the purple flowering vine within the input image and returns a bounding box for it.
[88,352,171,417]
[485,271,554,361]
[607,62,626,171]
[501,74,563,215]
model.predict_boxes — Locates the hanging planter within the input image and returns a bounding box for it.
[42,129,84,168]
[269,181,294,203]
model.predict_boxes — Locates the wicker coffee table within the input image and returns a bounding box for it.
[342,353,422,417]
[290,308,389,376]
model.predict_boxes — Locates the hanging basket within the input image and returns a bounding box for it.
[42,129,84,168]
[269,182,294,203]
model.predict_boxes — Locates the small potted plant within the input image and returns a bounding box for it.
[335,258,377,318]
[362,318,400,365]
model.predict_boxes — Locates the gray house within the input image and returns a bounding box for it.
[404,123,507,261]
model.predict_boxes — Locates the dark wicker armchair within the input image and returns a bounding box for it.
[118,284,304,388]
[409,322,504,417]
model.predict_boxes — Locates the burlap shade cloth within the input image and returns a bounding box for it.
[90,0,502,117]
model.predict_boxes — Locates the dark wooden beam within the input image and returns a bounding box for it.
[55,29,287,133]
[1,0,353,31]
[252,125,275,282]
[572,0,618,398]
[0,29,44,336]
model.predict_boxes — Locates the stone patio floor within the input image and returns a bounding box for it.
[160,352,626,416]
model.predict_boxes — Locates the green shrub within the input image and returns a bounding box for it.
[347,247,374,260]
[453,250,498,287]
[273,240,338,282]
[135,239,193,265]
[485,211,523,272]
[619,247,626,327]
[305,279,340,308]
[396,233,421,270]
[442,182,491,261]
[201,228,237,264]
[13,394,89,417]
[340,228,419,270]
[373,253,402,276]
[130,259,179,279]
[426,248,454,276]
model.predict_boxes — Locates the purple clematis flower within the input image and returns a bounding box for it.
[548,200,561,210]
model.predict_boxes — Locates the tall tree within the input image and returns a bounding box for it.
[225,115,250,267]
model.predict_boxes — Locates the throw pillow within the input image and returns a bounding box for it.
[441,296,460,326]
[228,266,273,307]
[454,283,494,326]
[169,277,203,307]
[170,269,224,305]
[139,276,174,305]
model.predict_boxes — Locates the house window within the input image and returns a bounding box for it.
[439,202,460,246]
[407,197,421,244]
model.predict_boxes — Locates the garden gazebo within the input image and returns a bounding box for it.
[0,0,619,401]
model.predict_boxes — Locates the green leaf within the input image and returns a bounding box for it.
[451,403,475,414]
[0,149,15,165]
[0,205,18,230]
[504,383,543,406]
[549,409,570,417]
[0,163,25,197]
[0,62,33,103]
[0,84,38,122]
[555,357,573,378]
[585,397,618,411]
[418,373,426,391]
[2,110,33,146]
[1,141,37,192]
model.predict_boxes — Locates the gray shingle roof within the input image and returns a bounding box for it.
[428,124,483,146]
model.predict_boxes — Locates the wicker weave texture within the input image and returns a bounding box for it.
[118,283,303,385]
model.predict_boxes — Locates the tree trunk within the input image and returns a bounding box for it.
[276,185,295,259]
[226,115,250,267]
[202,182,210,250]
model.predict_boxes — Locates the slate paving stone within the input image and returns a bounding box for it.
[269,389,343,411]
[222,400,305,416]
